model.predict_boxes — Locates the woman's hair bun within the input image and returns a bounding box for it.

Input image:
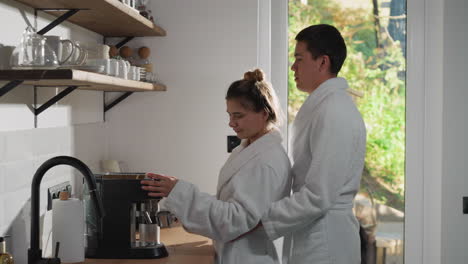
[243,68,264,82]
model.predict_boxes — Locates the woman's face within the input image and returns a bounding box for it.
[226,99,268,143]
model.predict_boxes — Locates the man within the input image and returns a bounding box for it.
[261,24,367,264]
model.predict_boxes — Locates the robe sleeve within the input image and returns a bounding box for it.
[262,99,361,240]
[165,162,282,243]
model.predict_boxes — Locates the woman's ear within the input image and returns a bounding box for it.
[262,109,269,121]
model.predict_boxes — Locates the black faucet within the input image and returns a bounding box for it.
[28,156,105,264]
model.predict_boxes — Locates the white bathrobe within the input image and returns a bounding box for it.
[262,78,366,264]
[165,130,292,264]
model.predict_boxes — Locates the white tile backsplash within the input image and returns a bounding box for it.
[57,127,73,154]
[0,195,5,233]
[0,165,5,194]
[2,160,34,193]
[0,133,5,161]
[2,188,30,231]
[2,187,32,263]
[3,130,34,162]
[0,125,106,248]
[31,127,62,156]
[0,85,35,132]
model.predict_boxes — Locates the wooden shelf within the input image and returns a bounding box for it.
[0,69,166,92]
[15,0,166,37]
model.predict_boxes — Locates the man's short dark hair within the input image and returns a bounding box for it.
[295,24,347,74]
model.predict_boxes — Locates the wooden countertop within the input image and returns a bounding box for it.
[85,225,214,263]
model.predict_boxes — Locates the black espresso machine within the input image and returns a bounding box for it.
[84,173,168,259]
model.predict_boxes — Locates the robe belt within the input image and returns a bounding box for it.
[329,202,354,211]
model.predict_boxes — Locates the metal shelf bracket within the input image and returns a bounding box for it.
[34,85,79,116]
[103,36,135,49]
[0,80,24,97]
[35,8,85,35]
[104,91,134,113]
[115,37,135,49]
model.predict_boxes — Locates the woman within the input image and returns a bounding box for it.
[141,69,291,264]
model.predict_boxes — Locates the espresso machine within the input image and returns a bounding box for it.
[84,173,168,259]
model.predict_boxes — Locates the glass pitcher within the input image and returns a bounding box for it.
[10,26,58,69]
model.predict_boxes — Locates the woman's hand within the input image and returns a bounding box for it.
[141,172,179,197]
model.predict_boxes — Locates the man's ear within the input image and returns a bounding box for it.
[319,55,331,73]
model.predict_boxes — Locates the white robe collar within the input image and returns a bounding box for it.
[216,129,283,193]
[296,77,349,121]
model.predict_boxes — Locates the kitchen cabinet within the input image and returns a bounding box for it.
[0,0,167,114]
[85,224,214,264]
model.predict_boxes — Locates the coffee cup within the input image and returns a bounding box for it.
[44,36,75,65]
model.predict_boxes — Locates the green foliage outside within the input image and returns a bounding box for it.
[288,0,406,210]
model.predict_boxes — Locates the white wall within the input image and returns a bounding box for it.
[406,0,444,263]
[0,0,107,261]
[441,0,468,262]
[104,0,282,196]
[406,0,468,263]
[271,0,289,147]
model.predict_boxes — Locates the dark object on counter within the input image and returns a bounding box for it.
[359,225,376,264]
[0,236,14,264]
[227,135,241,153]
[28,156,105,264]
[84,173,168,259]
[157,210,177,228]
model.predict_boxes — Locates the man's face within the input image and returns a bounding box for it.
[291,41,324,93]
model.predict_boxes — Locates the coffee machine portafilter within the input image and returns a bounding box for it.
[84,173,168,259]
